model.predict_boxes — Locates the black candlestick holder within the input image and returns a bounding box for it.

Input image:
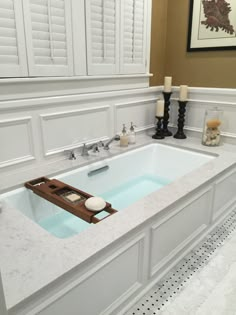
[162,91,172,136]
[174,100,187,139]
[152,116,164,139]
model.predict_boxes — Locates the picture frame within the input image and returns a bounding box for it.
[187,0,236,51]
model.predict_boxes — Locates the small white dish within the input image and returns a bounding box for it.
[85,197,106,212]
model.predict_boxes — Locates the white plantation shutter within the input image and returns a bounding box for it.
[86,0,119,75]
[22,0,73,76]
[0,0,28,77]
[120,0,147,74]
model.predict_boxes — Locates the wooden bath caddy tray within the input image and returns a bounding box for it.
[25,177,117,224]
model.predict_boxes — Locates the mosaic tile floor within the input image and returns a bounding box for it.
[126,209,236,315]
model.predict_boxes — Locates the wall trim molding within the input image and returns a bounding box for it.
[0,87,161,111]
[171,98,236,107]
[40,106,111,156]
[115,97,158,108]
[0,75,155,102]
[0,74,153,85]
[0,117,35,168]
[114,98,157,133]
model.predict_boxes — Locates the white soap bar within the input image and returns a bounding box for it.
[66,193,81,202]
[85,197,106,212]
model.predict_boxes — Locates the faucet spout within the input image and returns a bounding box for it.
[104,135,120,150]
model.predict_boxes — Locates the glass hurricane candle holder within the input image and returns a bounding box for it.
[202,107,223,147]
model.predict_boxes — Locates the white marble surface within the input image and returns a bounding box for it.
[160,229,236,315]
[0,132,236,310]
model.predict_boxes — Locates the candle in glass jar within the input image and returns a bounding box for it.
[156,100,165,117]
[164,76,172,92]
[179,85,188,101]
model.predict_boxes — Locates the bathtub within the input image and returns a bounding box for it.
[2,139,236,315]
[1,143,215,239]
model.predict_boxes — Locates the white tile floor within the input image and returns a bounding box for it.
[126,209,236,315]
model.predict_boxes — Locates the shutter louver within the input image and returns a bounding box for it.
[86,0,119,75]
[23,0,73,76]
[0,0,28,77]
[120,0,147,74]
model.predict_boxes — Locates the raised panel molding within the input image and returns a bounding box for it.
[0,117,35,168]
[27,233,146,315]
[40,106,112,156]
[114,98,157,133]
[212,169,236,220]
[150,187,212,277]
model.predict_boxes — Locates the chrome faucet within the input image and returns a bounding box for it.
[103,135,120,150]
[81,141,104,156]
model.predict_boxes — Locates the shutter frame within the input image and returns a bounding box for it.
[120,0,147,74]
[86,0,119,75]
[71,0,87,75]
[22,0,74,77]
[0,0,28,77]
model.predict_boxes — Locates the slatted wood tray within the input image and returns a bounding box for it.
[25,177,117,224]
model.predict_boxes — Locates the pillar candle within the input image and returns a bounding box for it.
[179,85,188,101]
[156,100,165,117]
[164,76,172,92]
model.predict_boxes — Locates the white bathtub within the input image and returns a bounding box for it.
[1,143,215,239]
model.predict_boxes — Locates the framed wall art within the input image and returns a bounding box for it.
[187,0,236,51]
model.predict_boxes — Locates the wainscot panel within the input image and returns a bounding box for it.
[150,187,213,277]
[0,117,35,168]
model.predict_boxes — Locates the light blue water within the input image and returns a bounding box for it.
[38,174,170,238]
[39,211,90,238]
[100,175,170,210]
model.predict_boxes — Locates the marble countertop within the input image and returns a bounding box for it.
[0,132,236,310]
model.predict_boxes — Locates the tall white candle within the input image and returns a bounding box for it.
[164,76,172,92]
[156,100,165,117]
[179,85,188,101]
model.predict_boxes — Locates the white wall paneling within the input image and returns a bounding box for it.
[114,98,156,133]
[20,233,146,315]
[0,87,161,190]
[1,86,236,190]
[169,87,236,144]
[40,105,112,156]
[150,187,212,277]
[0,117,35,168]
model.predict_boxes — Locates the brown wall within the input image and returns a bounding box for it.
[149,0,168,86]
[150,0,236,88]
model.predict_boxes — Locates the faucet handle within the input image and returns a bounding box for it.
[92,145,100,153]
[64,149,76,160]
[97,140,104,148]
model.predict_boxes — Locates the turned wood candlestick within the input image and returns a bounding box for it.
[174,101,187,139]
[152,116,164,139]
[162,91,172,136]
